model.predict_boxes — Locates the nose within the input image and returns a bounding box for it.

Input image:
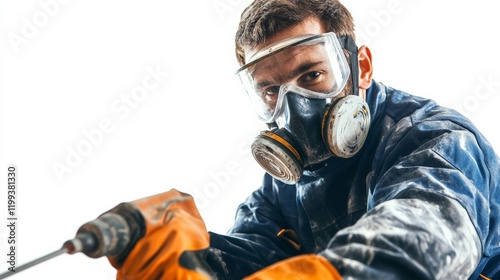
[280,91,328,125]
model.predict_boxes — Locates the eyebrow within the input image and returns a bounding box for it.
[255,61,325,90]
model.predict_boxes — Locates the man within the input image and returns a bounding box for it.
[113,0,500,279]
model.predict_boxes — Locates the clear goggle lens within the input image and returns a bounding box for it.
[236,32,351,123]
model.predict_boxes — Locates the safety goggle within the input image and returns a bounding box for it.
[236,32,351,123]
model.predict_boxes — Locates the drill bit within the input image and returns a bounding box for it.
[0,247,68,279]
[0,231,99,280]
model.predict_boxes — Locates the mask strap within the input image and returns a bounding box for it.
[338,36,359,96]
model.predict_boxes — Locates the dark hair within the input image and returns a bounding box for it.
[235,0,356,66]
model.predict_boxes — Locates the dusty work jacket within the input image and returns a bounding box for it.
[206,80,500,279]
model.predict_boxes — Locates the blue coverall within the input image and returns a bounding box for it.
[206,80,500,279]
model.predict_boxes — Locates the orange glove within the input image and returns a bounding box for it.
[111,189,213,280]
[244,254,342,280]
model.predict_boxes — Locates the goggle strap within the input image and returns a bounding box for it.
[338,36,359,96]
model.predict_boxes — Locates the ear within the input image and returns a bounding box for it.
[357,45,373,90]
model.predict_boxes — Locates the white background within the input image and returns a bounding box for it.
[0,0,499,279]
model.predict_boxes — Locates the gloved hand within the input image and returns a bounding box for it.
[244,254,342,280]
[111,189,213,280]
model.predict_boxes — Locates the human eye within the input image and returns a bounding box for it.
[298,69,334,92]
[301,71,322,83]
[259,85,280,98]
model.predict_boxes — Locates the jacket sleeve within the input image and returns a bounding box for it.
[205,175,300,280]
[320,117,489,279]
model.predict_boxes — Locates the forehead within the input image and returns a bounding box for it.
[244,17,327,63]
[250,43,328,81]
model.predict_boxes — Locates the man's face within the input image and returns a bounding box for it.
[244,17,354,108]
[239,18,371,182]
[250,43,337,111]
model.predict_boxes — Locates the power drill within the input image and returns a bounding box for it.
[63,200,146,264]
[65,189,193,266]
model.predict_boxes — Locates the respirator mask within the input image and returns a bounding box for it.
[236,32,370,184]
